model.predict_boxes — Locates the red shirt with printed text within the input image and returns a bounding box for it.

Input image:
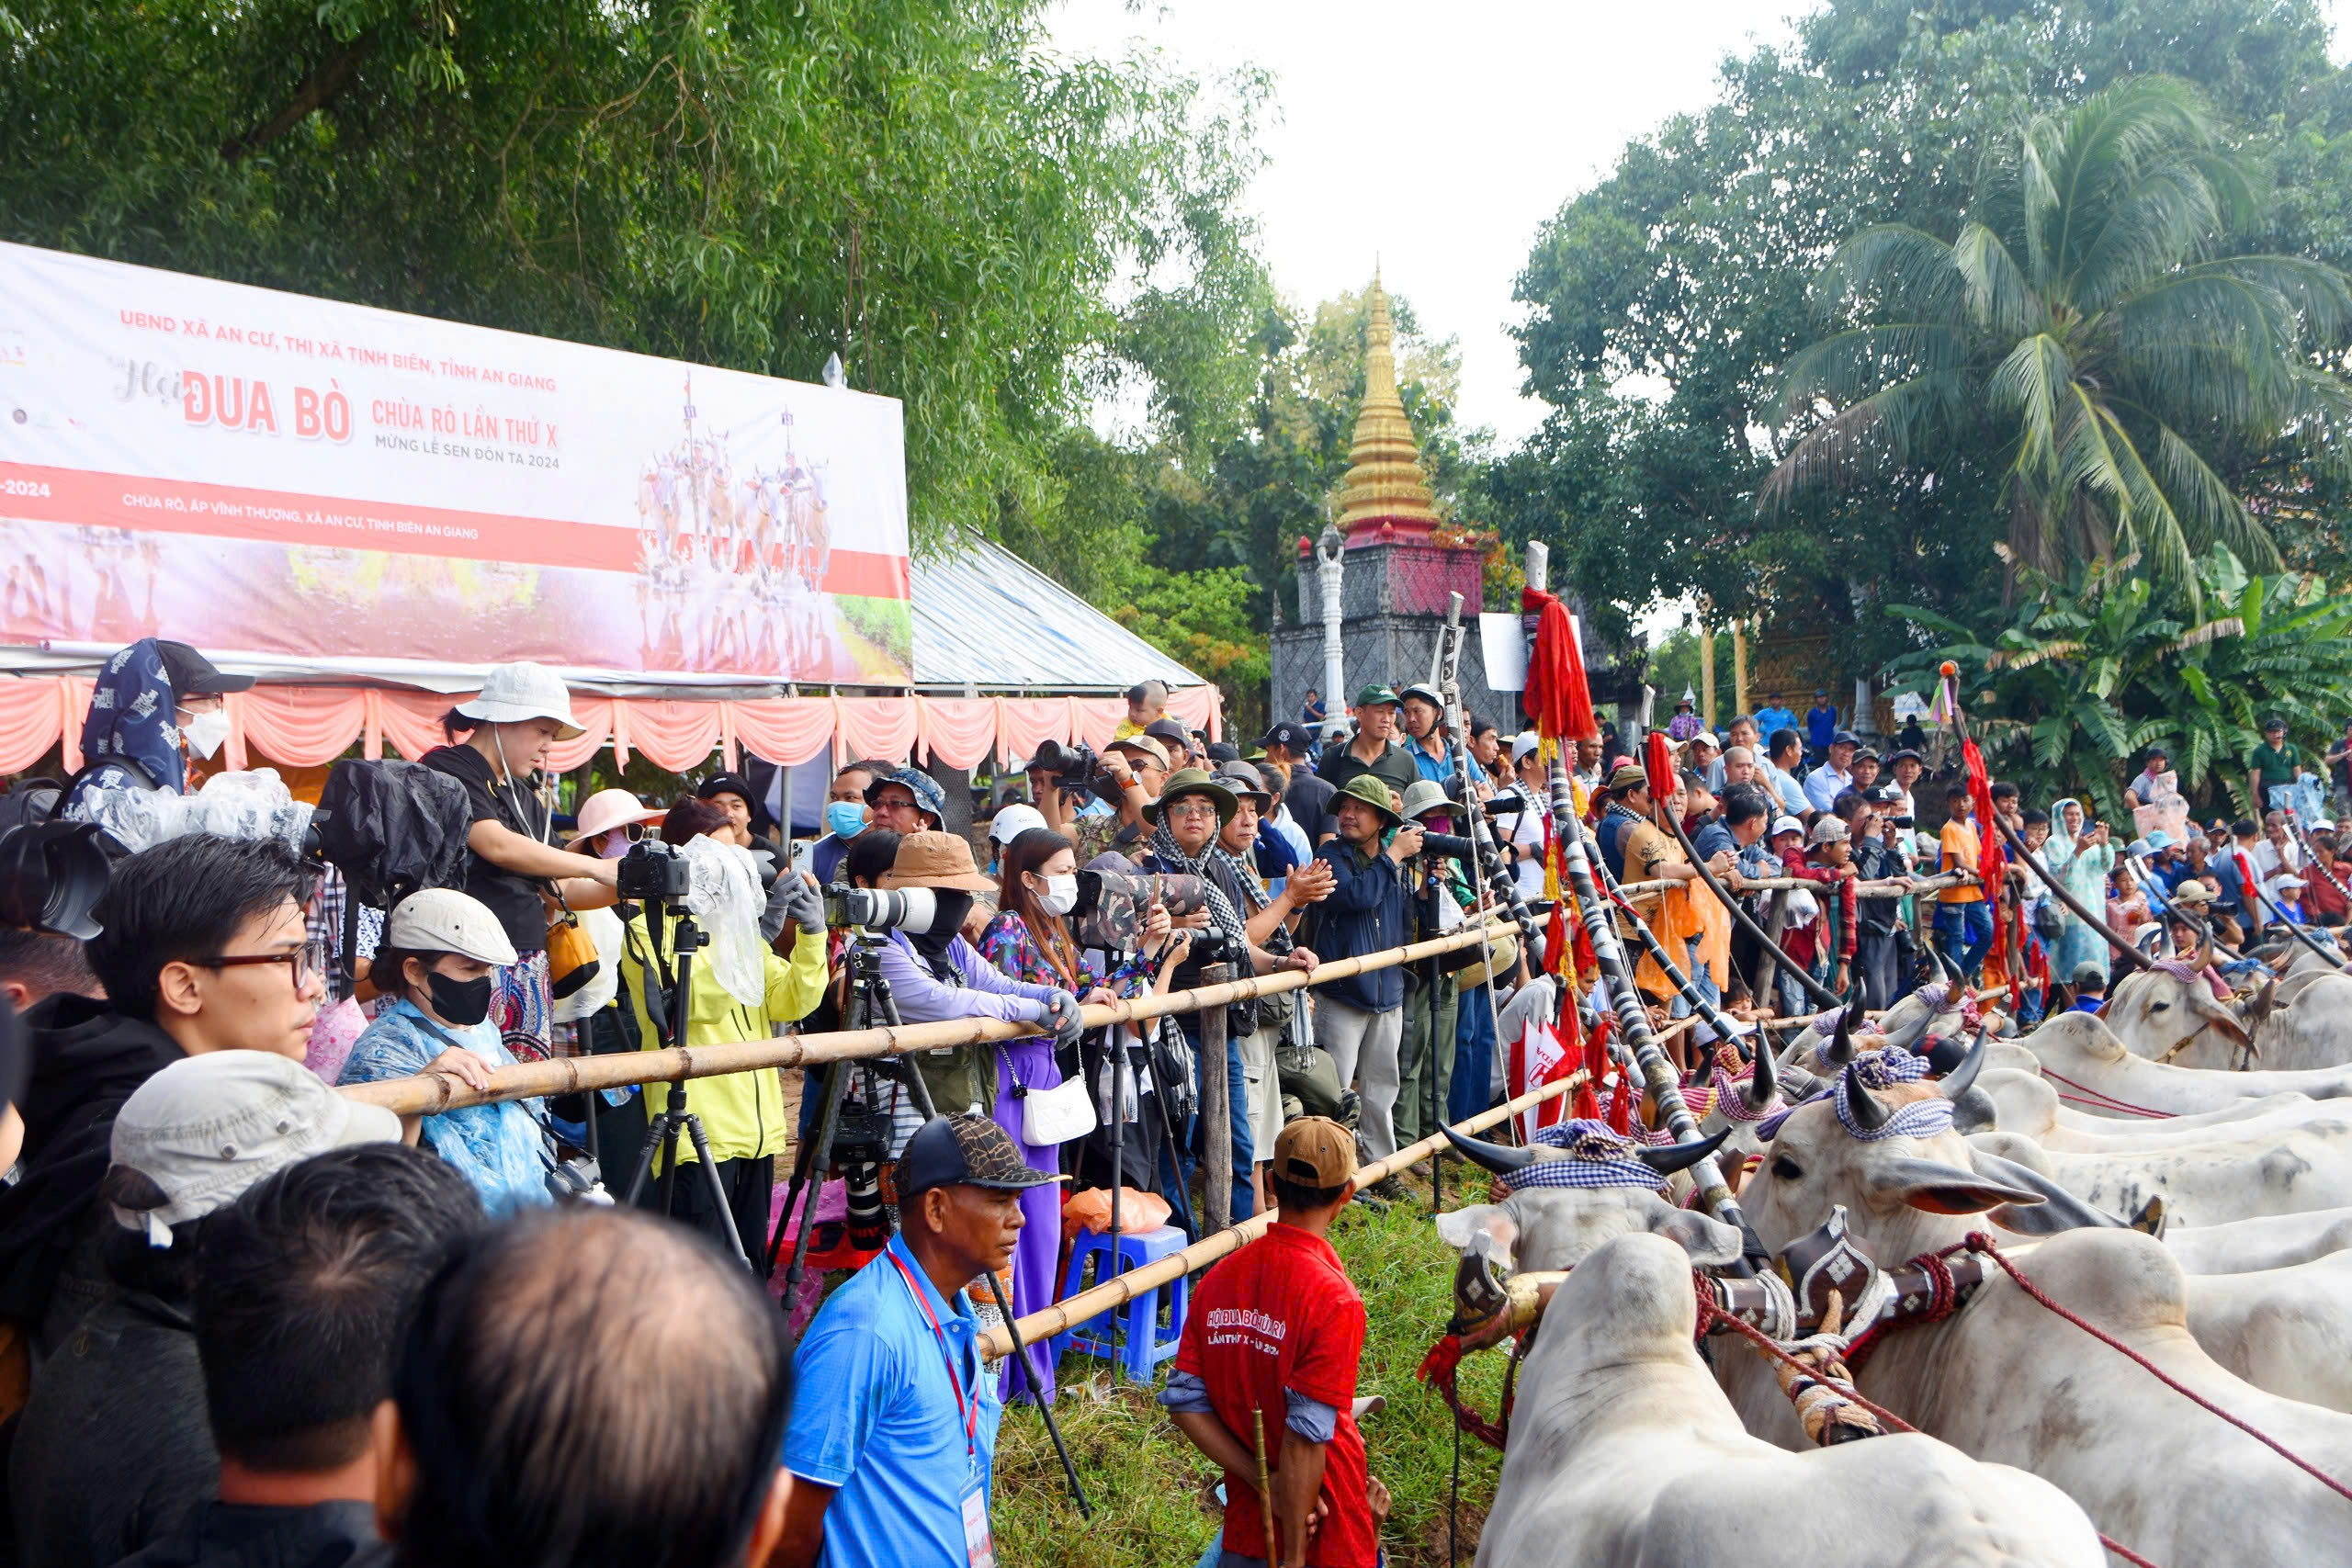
[1175,1222,1374,1567]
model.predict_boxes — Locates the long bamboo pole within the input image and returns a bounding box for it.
[974,1067,1589,1362]
[1611,871,1962,899]
[340,919,1519,1116]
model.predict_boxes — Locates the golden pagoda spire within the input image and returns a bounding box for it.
[1334,266,1442,544]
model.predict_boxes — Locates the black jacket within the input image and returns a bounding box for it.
[109,1501,390,1568]
[0,997,181,1336]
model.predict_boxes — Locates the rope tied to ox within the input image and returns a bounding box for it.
[1962,1231,2352,1510]
[1691,1277,2164,1568]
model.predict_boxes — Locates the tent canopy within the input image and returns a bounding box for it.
[911,532,1204,694]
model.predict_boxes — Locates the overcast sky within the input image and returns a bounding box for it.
[1049,0,2352,451]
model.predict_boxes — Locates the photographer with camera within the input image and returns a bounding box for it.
[1390,781,1476,1155]
[420,665,621,1065]
[1207,765,1329,1213]
[338,889,557,1218]
[1030,734,1171,865]
[1306,775,1414,1170]
[1143,770,1317,1225]
[616,798,830,1259]
[977,827,1173,1401]
[59,639,254,827]
[863,833,1081,1129]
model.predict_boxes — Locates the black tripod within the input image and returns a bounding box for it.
[769,930,937,1312]
[620,898,754,1268]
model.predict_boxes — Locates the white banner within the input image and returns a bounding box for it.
[0,241,911,683]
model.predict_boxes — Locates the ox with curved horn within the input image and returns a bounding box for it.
[1521,540,1767,1273]
[1842,1061,1896,1135]
[1443,1122,1733,1178]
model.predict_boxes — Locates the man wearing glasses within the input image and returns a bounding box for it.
[0,833,323,1349]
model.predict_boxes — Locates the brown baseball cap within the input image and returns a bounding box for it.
[876,830,997,893]
[1272,1116,1357,1190]
[1107,734,1171,772]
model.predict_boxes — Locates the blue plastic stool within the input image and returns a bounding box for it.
[1052,1224,1191,1382]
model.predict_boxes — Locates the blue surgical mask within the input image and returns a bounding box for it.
[825,801,867,840]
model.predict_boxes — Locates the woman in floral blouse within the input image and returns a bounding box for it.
[978,828,1168,1401]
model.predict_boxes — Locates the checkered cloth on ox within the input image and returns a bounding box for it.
[1500,1120,1669,1191]
[1757,1048,1950,1144]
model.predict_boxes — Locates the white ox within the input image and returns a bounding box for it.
[1728,1076,2352,1561]
[1966,1122,2352,1226]
[2013,1010,2352,1114]
[1472,1229,2105,1568]
[2103,961,2352,1072]
[1975,1067,2329,1151]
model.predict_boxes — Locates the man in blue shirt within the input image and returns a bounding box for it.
[1752,700,1797,745]
[1397,683,1486,787]
[779,1114,1057,1568]
[1804,691,1839,756]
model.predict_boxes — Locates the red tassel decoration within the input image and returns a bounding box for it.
[1643,731,1676,800]
[1520,588,1599,743]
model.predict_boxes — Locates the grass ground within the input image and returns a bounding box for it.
[991,1159,1511,1568]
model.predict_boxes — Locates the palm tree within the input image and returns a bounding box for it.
[1765,76,2352,602]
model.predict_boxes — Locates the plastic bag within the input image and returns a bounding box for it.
[1060,1185,1171,1242]
[675,837,767,1008]
[73,768,315,855]
[316,760,472,907]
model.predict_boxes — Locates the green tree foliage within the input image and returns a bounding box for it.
[1497,0,2352,672]
[0,0,1270,539]
[1884,547,2352,818]
[1770,78,2352,602]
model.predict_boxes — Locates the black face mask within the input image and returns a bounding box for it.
[425,970,494,1028]
[910,892,973,962]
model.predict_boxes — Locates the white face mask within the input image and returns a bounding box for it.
[1038,873,1080,916]
[181,708,231,761]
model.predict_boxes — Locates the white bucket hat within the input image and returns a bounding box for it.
[454,662,584,740]
[386,887,520,966]
[108,1051,401,1245]
[989,803,1049,844]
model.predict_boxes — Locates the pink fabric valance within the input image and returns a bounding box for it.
[0,676,1221,781]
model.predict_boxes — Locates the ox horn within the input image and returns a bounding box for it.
[1635,1124,1733,1175]
[1937,1027,1989,1101]
[1444,1126,1537,1175]
[1742,1029,1778,1111]
[1841,1062,1894,1134]
[1823,1006,1858,1066]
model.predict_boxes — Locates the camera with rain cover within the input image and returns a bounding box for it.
[823,886,949,934]
[616,839,693,902]
[1069,865,1214,951]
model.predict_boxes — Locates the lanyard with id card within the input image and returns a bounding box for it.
[887,1252,996,1568]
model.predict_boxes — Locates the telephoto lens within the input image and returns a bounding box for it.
[1419,831,1476,862]
[842,1161,888,1249]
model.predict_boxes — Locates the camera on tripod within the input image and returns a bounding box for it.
[616,839,693,902]
[823,886,952,933]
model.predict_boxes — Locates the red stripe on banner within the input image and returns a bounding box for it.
[0,462,909,598]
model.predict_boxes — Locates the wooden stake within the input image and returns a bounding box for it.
[1252,1407,1279,1567]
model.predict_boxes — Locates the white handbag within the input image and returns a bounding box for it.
[1015,1068,1099,1147]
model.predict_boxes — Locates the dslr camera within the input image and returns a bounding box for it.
[823,886,949,934]
[1417,829,1476,863]
[616,840,693,902]
[0,819,112,940]
[1028,738,1130,807]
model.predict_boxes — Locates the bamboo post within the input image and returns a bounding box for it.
[975,1068,1589,1362]
[1733,624,1749,717]
[1200,963,1232,1233]
[1700,625,1717,728]
[340,920,1518,1116]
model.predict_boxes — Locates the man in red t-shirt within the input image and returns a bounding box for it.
[1161,1117,1384,1567]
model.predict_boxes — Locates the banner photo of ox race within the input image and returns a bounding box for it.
[0,241,912,685]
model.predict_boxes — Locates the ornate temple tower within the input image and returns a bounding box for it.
[1271,271,1500,731]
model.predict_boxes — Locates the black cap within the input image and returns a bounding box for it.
[1885,749,1923,765]
[1259,720,1314,754]
[695,771,758,804]
[1204,740,1241,764]
[1832,729,1860,747]
[1145,718,1192,750]
[153,639,253,696]
[899,1113,1064,1198]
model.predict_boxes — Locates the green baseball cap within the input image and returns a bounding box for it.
[1333,772,1404,824]
[1353,683,1400,708]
